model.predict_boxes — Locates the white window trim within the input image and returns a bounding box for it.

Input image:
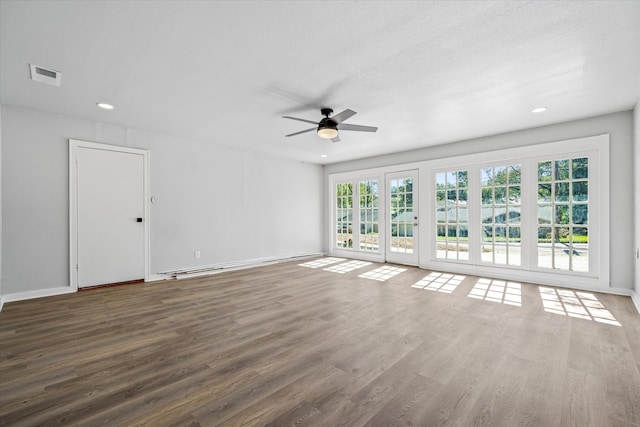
[420,134,609,291]
[329,134,610,292]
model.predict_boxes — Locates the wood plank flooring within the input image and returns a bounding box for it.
[1,257,639,426]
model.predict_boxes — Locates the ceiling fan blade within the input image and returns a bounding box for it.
[338,123,378,132]
[285,127,316,137]
[331,109,356,124]
[282,116,319,125]
[331,135,341,143]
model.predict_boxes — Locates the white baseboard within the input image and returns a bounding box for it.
[1,286,75,306]
[159,252,324,280]
[631,291,640,315]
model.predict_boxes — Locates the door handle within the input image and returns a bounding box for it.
[136,218,143,223]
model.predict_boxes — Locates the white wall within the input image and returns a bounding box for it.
[325,111,635,291]
[1,105,324,297]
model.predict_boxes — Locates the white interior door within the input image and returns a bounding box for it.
[74,144,146,288]
[386,170,419,265]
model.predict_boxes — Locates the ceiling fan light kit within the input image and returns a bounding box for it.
[283,107,377,142]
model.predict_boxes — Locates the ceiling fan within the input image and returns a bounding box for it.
[283,108,378,142]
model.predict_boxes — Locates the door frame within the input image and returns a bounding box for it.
[69,139,151,291]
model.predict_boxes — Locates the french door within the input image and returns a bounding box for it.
[386,170,419,265]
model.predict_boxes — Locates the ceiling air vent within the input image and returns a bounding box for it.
[29,63,62,87]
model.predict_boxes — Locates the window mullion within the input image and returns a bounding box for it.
[467,164,482,265]
[521,157,536,270]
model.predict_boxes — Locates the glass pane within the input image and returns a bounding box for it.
[555,159,570,180]
[458,206,468,224]
[573,250,589,272]
[482,246,494,263]
[538,161,552,182]
[508,186,521,204]
[447,190,457,201]
[573,227,589,245]
[538,246,553,269]
[508,244,521,266]
[494,207,507,224]
[554,227,570,244]
[538,227,552,243]
[482,207,493,224]
[538,183,551,202]
[446,172,456,186]
[555,182,570,202]
[435,173,446,188]
[508,227,521,242]
[555,205,570,224]
[494,166,507,185]
[483,226,493,242]
[481,168,493,186]
[459,225,469,239]
[459,244,469,260]
[494,245,507,264]
[446,206,457,222]
[573,181,588,202]
[495,226,506,240]
[458,171,468,187]
[436,190,446,206]
[508,208,521,224]
[554,249,570,270]
[482,188,493,205]
[508,165,521,184]
[572,157,588,179]
[494,187,506,204]
[436,205,445,223]
[446,243,457,260]
[573,204,588,225]
[458,189,468,202]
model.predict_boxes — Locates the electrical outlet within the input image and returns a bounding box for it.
[195,251,201,259]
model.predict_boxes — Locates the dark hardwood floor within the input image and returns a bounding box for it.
[1,257,639,426]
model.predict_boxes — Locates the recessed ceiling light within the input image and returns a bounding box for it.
[320,154,328,158]
[97,103,114,110]
[532,107,547,113]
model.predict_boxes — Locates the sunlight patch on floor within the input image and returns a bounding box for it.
[324,260,372,274]
[412,272,466,293]
[468,278,522,307]
[299,257,345,269]
[539,287,621,326]
[359,266,407,282]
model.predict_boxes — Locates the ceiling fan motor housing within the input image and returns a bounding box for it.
[318,117,338,129]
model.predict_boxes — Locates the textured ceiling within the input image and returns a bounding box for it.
[1,1,639,164]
